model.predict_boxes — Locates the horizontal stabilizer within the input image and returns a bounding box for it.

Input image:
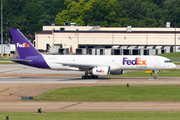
[11,59,32,63]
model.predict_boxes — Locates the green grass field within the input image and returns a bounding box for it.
[157,52,180,64]
[34,85,180,101]
[157,52,180,58]
[0,61,16,64]
[0,57,11,61]
[1,112,180,120]
[111,69,180,77]
[0,57,16,64]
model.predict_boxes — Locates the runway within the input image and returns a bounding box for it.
[1,64,180,84]
[0,76,180,85]
[1,101,180,112]
[1,64,180,112]
[0,77,100,83]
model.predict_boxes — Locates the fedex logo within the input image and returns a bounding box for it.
[123,57,147,65]
[96,70,105,73]
[17,43,30,48]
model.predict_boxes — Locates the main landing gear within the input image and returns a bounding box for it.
[81,69,98,79]
[82,75,98,79]
[153,70,159,79]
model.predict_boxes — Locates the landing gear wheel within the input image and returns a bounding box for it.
[153,76,157,79]
[82,76,86,79]
[82,76,91,79]
[90,75,94,79]
[94,76,98,79]
[83,75,99,79]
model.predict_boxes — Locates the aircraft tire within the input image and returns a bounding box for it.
[82,76,86,79]
[90,75,94,79]
[95,76,98,79]
[153,76,157,79]
[82,75,98,79]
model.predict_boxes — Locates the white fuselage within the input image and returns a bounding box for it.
[43,55,176,71]
[9,28,177,78]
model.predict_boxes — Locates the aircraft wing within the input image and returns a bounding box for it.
[55,62,97,69]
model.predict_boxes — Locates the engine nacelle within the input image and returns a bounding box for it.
[110,70,124,75]
[92,66,110,76]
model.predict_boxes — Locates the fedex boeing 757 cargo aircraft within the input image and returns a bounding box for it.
[10,29,176,79]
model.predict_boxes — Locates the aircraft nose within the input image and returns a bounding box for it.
[172,63,176,69]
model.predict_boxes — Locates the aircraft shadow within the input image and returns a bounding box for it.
[18,77,175,81]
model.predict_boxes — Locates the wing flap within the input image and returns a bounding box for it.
[55,62,96,68]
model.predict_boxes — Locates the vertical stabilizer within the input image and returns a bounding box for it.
[10,29,41,58]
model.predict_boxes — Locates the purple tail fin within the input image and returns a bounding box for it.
[10,29,41,58]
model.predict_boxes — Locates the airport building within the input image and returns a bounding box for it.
[35,23,180,55]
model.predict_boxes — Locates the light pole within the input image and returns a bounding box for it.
[1,0,3,57]
[175,8,177,52]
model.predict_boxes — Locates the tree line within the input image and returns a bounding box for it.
[1,0,180,39]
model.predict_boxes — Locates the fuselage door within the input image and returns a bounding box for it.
[155,59,161,69]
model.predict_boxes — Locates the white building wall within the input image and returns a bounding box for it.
[147,33,174,45]
[36,26,180,53]
[177,34,180,45]
[36,33,53,50]
[44,26,180,32]
[43,26,94,31]
[100,27,127,31]
[100,27,180,31]
[36,32,180,51]
[54,32,78,53]
[113,33,147,45]
[79,33,112,45]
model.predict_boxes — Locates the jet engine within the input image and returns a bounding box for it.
[110,70,124,75]
[92,66,110,76]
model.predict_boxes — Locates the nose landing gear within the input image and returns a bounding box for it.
[153,70,159,79]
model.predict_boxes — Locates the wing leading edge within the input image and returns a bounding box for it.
[55,62,97,69]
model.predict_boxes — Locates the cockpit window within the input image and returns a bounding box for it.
[164,60,172,63]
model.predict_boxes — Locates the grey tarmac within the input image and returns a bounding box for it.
[1,101,180,112]
[0,76,180,85]
[1,64,180,112]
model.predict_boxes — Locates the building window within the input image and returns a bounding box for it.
[69,36,71,40]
